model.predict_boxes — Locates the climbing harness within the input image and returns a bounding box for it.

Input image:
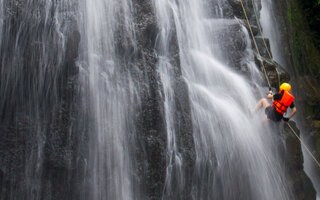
[239,0,320,169]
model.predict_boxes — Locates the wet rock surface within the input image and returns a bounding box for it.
[131,1,167,199]
[132,1,196,199]
[0,0,317,199]
[279,121,316,200]
[240,0,317,198]
[254,37,272,58]
[220,23,248,71]
[269,0,320,194]
[254,56,291,88]
[0,1,83,199]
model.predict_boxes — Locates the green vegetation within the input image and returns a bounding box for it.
[287,0,320,79]
[287,0,320,156]
[296,0,320,50]
[287,7,292,24]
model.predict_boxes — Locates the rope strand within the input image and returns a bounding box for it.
[250,0,273,60]
[239,0,271,87]
[287,124,320,169]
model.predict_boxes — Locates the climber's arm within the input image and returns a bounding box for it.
[267,91,273,99]
[287,107,296,119]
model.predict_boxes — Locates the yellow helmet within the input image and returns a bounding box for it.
[280,82,291,92]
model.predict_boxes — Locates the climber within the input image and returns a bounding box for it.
[254,83,297,122]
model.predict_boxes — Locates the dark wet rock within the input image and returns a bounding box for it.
[295,76,320,191]
[227,0,244,18]
[249,10,258,28]
[241,19,259,37]
[255,37,272,58]
[250,25,259,36]
[132,1,167,199]
[228,0,255,21]
[219,23,248,70]
[0,0,316,200]
[65,30,81,64]
[254,55,290,88]
[163,21,195,199]
[132,1,196,199]
[276,0,320,191]
[279,121,316,200]
[267,0,320,194]
[205,1,234,18]
[281,122,304,170]
[0,1,82,199]
[174,77,195,167]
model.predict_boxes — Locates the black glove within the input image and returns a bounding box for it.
[283,117,289,122]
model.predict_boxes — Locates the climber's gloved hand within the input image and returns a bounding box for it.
[283,117,289,122]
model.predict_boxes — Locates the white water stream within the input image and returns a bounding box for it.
[154,0,293,199]
[78,0,141,199]
[260,0,320,198]
[0,0,300,199]
[260,0,287,67]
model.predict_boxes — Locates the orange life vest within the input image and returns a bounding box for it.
[272,90,295,115]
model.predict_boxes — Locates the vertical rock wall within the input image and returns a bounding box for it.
[228,0,316,199]
[267,0,320,194]
[0,0,317,199]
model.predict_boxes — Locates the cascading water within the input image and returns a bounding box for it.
[77,0,143,199]
[0,1,79,199]
[259,0,287,67]
[260,0,320,198]
[0,0,3,49]
[154,0,293,199]
[0,0,310,199]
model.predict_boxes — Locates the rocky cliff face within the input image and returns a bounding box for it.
[0,0,316,199]
[0,1,83,199]
[265,0,320,194]
[279,122,316,200]
[228,0,316,199]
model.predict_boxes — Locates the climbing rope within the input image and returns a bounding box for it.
[249,0,282,89]
[287,124,320,168]
[239,0,271,87]
[239,0,320,169]
[250,0,273,60]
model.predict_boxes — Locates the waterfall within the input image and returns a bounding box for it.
[0,0,306,199]
[260,0,320,198]
[0,1,77,199]
[77,0,142,199]
[259,0,287,67]
[0,0,3,49]
[154,0,293,199]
